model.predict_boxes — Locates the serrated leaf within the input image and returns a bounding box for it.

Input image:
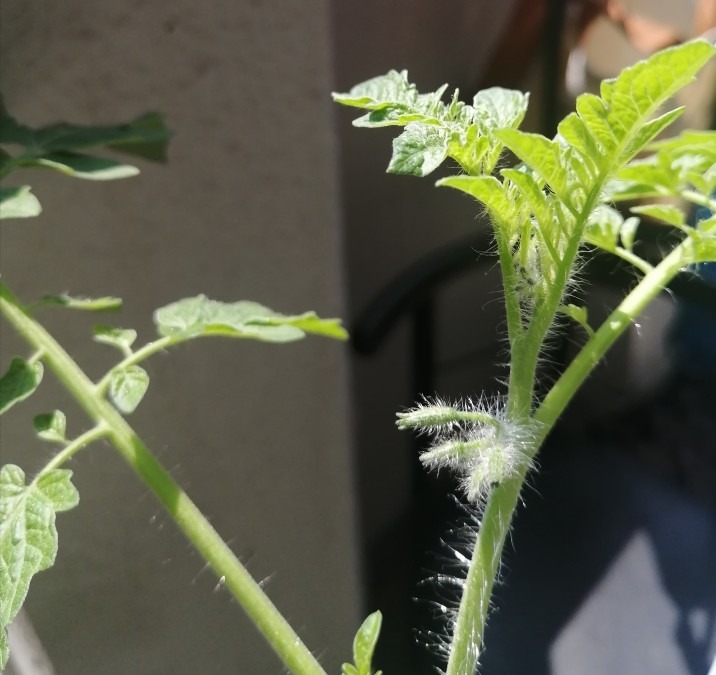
[448,127,489,175]
[332,70,417,110]
[0,465,79,670]
[352,610,382,674]
[154,295,348,343]
[473,87,529,132]
[0,186,42,219]
[0,358,43,415]
[438,175,517,226]
[39,294,122,311]
[387,123,449,177]
[630,204,685,227]
[93,325,138,352]
[28,151,139,181]
[33,411,67,443]
[108,366,149,414]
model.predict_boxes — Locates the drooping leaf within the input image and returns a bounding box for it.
[0,358,43,415]
[154,295,348,343]
[3,112,172,163]
[38,294,122,311]
[108,365,150,414]
[27,151,139,181]
[0,186,42,219]
[33,411,67,443]
[93,325,138,352]
[0,465,79,670]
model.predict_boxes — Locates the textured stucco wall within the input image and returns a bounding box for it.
[0,1,360,673]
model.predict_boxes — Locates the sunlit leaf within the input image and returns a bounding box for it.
[154,295,348,343]
[0,465,78,670]
[38,294,122,311]
[0,186,42,219]
[28,152,139,181]
[387,124,450,177]
[108,366,149,414]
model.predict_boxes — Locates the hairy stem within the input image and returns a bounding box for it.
[0,281,327,675]
[445,238,693,674]
[38,423,109,475]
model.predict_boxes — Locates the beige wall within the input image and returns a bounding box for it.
[0,1,360,673]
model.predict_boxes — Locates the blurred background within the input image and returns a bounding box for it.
[1,0,715,673]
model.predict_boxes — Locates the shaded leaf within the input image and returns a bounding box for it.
[33,411,67,443]
[39,294,122,311]
[93,325,138,352]
[154,295,348,343]
[108,366,149,414]
[0,358,43,415]
[0,186,42,219]
[0,465,79,670]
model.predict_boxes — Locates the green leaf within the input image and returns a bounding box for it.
[438,175,517,228]
[473,87,529,133]
[38,294,122,311]
[154,295,348,343]
[387,123,449,177]
[0,465,79,670]
[558,304,594,337]
[352,610,382,675]
[108,365,150,414]
[341,665,360,675]
[33,411,67,443]
[93,325,138,352]
[0,628,7,672]
[599,40,716,163]
[584,205,639,253]
[0,186,42,219]
[332,70,417,110]
[0,358,43,415]
[630,204,685,227]
[28,151,139,181]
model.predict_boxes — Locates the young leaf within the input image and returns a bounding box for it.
[28,152,139,181]
[0,186,42,219]
[351,610,382,675]
[93,325,138,353]
[38,294,122,311]
[331,70,417,110]
[341,665,359,675]
[630,204,685,228]
[0,465,79,671]
[387,123,449,177]
[154,295,348,343]
[0,358,43,415]
[108,366,150,414]
[558,304,594,337]
[33,411,67,443]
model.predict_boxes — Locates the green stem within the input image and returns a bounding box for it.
[445,238,692,674]
[38,423,109,475]
[0,281,327,675]
[95,335,175,394]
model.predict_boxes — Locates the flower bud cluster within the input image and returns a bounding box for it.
[396,397,539,502]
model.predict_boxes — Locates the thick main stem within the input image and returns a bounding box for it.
[445,239,692,674]
[0,282,327,675]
